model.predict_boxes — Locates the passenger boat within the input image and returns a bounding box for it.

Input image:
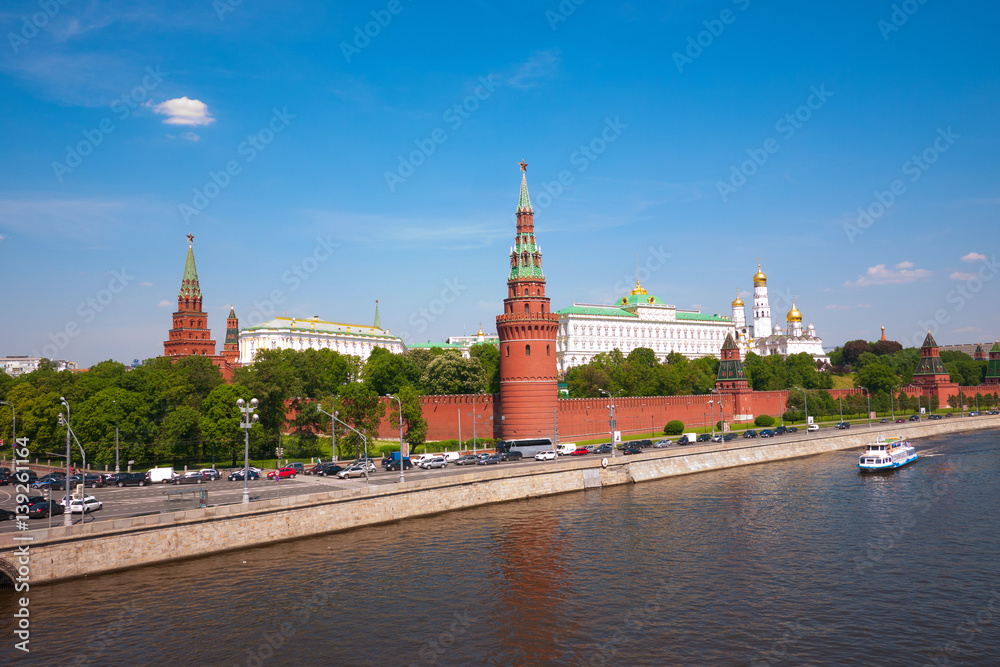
[857,436,918,472]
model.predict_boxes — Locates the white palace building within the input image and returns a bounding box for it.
[555,263,828,374]
[237,311,404,365]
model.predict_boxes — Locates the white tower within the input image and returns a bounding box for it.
[732,289,747,341]
[752,261,772,339]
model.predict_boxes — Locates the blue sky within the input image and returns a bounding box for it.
[1,0,998,367]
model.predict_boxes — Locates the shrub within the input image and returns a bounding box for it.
[754,415,775,427]
[663,420,685,435]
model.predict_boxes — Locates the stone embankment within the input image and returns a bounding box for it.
[3,416,997,585]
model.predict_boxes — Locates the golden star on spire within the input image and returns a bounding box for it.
[519,160,528,172]
[187,233,194,247]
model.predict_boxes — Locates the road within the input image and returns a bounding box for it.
[0,416,971,532]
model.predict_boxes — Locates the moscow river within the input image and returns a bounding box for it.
[3,428,999,666]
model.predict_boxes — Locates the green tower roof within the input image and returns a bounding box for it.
[991,341,1000,354]
[179,235,202,299]
[373,300,381,329]
[517,167,532,213]
[921,331,938,349]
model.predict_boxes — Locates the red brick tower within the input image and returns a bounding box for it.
[985,341,1000,386]
[222,305,240,365]
[911,331,958,402]
[163,234,217,358]
[496,162,559,440]
[715,332,753,419]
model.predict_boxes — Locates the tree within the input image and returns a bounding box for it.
[336,383,384,459]
[842,340,873,365]
[392,384,427,451]
[855,362,900,398]
[421,355,487,395]
[754,415,775,427]
[199,384,252,467]
[663,420,684,435]
[362,347,420,396]
[156,406,201,463]
[469,344,500,394]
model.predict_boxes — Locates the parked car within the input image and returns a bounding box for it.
[835,422,851,429]
[108,472,149,487]
[412,454,438,468]
[26,500,65,519]
[570,447,590,456]
[420,456,448,469]
[534,450,558,461]
[477,454,502,465]
[337,462,376,479]
[774,426,787,435]
[944,413,954,418]
[879,418,889,423]
[928,414,943,420]
[0,508,16,521]
[499,450,523,461]
[908,415,920,422]
[228,468,260,481]
[743,430,758,439]
[174,471,206,484]
[711,435,724,443]
[197,469,221,481]
[722,433,735,442]
[305,464,327,475]
[9,469,38,485]
[807,424,820,432]
[32,478,66,491]
[968,411,981,417]
[318,464,345,477]
[64,495,103,513]
[654,439,672,448]
[895,418,906,423]
[634,439,653,449]
[759,429,775,438]
[455,455,480,466]
[786,427,798,433]
[65,474,105,488]
[267,467,297,480]
[694,434,710,442]
[622,445,643,455]
[676,435,692,445]
[593,444,613,454]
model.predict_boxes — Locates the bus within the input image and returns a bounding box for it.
[495,438,554,459]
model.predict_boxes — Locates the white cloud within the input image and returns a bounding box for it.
[843,262,932,287]
[157,299,172,308]
[949,271,978,281]
[149,97,215,126]
[961,252,986,262]
[503,50,560,89]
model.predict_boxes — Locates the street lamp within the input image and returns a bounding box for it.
[0,400,14,461]
[598,389,617,458]
[316,401,338,465]
[59,397,71,527]
[386,394,405,484]
[859,387,872,429]
[113,399,120,474]
[328,413,369,481]
[237,398,259,506]
[889,386,898,421]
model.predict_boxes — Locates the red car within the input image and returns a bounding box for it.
[570,448,590,456]
[267,467,297,479]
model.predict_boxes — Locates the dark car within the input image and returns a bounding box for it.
[786,427,798,433]
[722,433,735,442]
[32,478,66,491]
[928,414,943,420]
[909,415,920,422]
[305,464,328,475]
[228,469,260,481]
[696,434,712,443]
[743,430,758,439]
[593,444,613,454]
[477,455,502,465]
[835,422,851,430]
[200,469,222,481]
[634,439,653,449]
[880,418,889,423]
[895,418,906,423]
[499,450,523,461]
[174,471,206,484]
[12,469,38,485]
[676,435,692,445]
[944,413,954,418]
[383,459,412,471]
[109,472,148,487]
[26,500,65,519]
[68,474,105,488]
[0,508,16,521]
[622,445,643,455]
[318,464,345,476]
[774,426,787,435]
[759,429,775,438]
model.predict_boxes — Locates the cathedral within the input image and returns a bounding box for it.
[732,262,828,364]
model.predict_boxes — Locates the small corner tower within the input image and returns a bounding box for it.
[752,260,772,339]
[496,161,559,440]
[164,234,217,358]
[223,305,240,365]
[986,341,1000,386]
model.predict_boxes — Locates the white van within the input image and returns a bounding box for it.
[412,453,437,467]
[147,467,175,484]
[556,443,577,456]
[441,451,460,462]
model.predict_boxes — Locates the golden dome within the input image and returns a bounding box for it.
[786,300,802,323]
[629,279,648,296]
[753,261,767,286]
[732,289,744,308]
[477,322,484,336]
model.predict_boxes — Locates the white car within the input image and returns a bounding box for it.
[420,456,447,469]
[412,454,437,467]
[807,424,819,432]
[654,439,672,448]
[534,450,558,461]
[63,495,103,513]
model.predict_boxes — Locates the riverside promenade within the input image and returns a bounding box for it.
[3,416,998,585]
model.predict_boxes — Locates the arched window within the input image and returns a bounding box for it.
[525,344,531,356]
[547,344,551,356]
[524,303,529,314]
[505,345,509,357]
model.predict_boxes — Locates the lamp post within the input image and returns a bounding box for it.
[598,389,617,458]
[386,394,405,484]
[329,414,369,481]
[838,396,844,424]
[859,387,872,429]
[316,403,338,465]
[113,399,120,474]
[890,386,898,420]
[59,397,72,527]
[0,400,13,462]
[237,398,259,506]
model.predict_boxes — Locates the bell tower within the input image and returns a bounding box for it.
[496,162,559,441]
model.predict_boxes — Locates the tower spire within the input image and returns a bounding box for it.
[373,299,381,329]
[517,160,532,213]
[179,234,202,300]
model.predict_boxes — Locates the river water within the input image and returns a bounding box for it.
[3,429,999,666]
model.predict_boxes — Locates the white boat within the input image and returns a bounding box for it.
[858,436,918,472]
